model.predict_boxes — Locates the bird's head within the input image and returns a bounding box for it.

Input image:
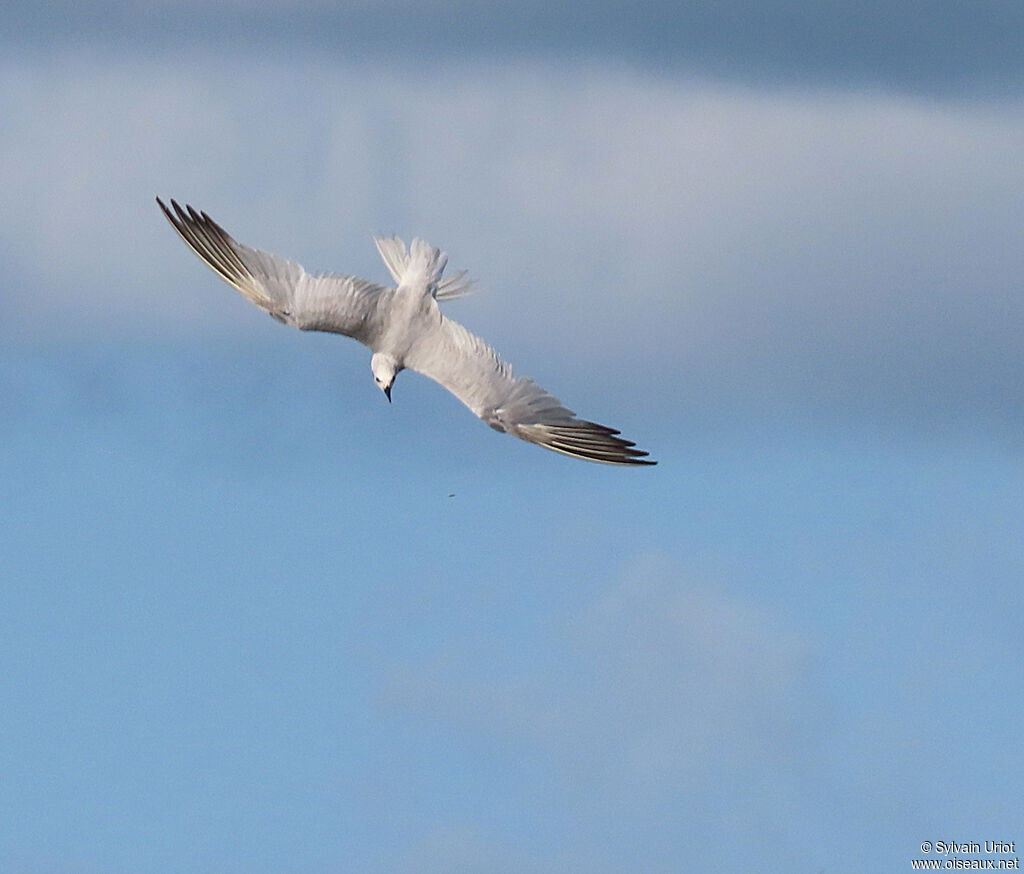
[370,352,401,402]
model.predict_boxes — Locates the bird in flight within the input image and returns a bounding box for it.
[157,198,656,466]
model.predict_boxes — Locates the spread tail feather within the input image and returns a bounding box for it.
[373,235,476,300]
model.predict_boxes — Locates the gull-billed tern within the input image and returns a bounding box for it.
[158,198,656,466]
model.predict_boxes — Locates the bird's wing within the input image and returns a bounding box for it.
[405,315,656,466]
[158,198,388,343]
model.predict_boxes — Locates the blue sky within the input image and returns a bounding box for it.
[1,2,1022,871]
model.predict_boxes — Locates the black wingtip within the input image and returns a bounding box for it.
[540,421,658,466]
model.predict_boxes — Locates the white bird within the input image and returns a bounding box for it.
[158,199,656,466]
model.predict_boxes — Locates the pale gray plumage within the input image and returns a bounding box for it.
[157,198,655,466]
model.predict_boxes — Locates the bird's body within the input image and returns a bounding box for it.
[158,198,655,465]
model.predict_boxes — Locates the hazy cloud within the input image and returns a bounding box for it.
[3,50,1022,432]
[385,825,519,874]
[5,0,1023,95]
[384,554,813,793]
